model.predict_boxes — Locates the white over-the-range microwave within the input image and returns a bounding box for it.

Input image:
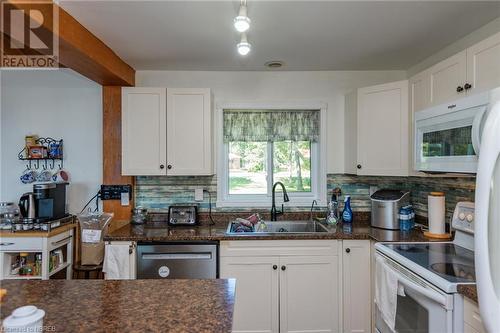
[414,91,493,173]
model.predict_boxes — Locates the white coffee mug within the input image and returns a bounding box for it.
[52,169,69,182]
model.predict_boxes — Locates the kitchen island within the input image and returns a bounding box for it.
[0,279,235,332]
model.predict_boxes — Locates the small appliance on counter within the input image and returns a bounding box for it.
[370,189,410,230]
[168,205,198,226]
[19,182,68,222]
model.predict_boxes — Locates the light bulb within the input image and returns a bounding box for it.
[233,4,250,32]
[234,16,250,32]
[237,42,251,56]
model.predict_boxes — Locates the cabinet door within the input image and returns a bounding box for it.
[429,50,467,106]
[410,70,430,113]
[220,256,279,333]
[466,31,500,95]
[357,80,409,176]
[279,256,340,333]
[166,88,212,175]
[122,87,167,175]
[343,240,371,333]
[409,71,430,175]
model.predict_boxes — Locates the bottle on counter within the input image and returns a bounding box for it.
[326,200,338,225]
[399,206,412,232]
[342,195,353,223]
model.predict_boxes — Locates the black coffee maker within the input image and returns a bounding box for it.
[19,183,68,221]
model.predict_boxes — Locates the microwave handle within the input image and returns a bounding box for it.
[396,272,448,308]
[472,106,488,155]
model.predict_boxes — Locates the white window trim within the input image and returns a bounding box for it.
[216,101,328,208]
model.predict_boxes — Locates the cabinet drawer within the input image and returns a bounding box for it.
[220,240,340,257]
[464,298,486,333]
[48,230,72,251]
[0,237,43,251]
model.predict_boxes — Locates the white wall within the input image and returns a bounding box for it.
[0,69,102,214]
[136,70,406,173]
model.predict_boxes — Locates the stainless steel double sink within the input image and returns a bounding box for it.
[226,220,329,234]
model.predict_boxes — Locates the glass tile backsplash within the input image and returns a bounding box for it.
[135,174,475,220]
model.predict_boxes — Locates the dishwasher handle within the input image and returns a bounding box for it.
[141,252,213,260]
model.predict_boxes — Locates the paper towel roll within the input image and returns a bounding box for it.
[428,192,446,234]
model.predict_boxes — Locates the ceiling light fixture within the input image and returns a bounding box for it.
[237,33,251,56]
[234,0,251,32]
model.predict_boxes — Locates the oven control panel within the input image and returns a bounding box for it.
[451,201,475,234]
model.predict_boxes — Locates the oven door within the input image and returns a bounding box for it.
[375,253,455,333]
[414,94,489,173]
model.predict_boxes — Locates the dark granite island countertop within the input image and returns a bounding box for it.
[0,279,235,333]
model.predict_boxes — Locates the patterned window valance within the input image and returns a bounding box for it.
[223,110,320,143]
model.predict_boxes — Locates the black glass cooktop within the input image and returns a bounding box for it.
[386,243,475,283]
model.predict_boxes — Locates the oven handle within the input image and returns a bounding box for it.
[396,271,448,307]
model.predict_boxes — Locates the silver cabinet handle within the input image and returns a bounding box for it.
[51,236,72,246]
[0,242,14,246]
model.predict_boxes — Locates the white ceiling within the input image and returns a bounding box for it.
[60,1,500,71]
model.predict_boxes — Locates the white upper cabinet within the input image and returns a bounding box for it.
[410,69,430,113]
[357,80,409,176]
[122,87,213,176]
[122,87,167,175]
[466,31,500,95]
[410,32,500,112]
[429,50,467,106]
[167,89,212,175]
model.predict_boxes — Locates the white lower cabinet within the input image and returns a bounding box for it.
[279,256,340,333]
[342,240,371,333]
[220,256,279,333]
[220,240,341,333]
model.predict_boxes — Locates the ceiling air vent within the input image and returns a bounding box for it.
[265,61,284,69]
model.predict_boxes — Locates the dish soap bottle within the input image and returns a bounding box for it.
[342,195,353,223]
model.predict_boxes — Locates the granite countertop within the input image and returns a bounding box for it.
[458,284,478,303]
[104,221,432,243]
[0,279,235,333]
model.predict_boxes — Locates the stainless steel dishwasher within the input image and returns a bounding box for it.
[136,242,218,279]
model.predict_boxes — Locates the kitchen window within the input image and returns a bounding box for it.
[217,105,327,207]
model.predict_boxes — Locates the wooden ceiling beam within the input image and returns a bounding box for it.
[2,2,135,86]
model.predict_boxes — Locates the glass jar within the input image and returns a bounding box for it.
[131,207,148,225]
[0,202,20,229]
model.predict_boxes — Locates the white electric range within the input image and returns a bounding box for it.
[375,202,475,333]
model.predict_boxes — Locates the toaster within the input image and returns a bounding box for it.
[168,205,198,226]
[370,189,410,230]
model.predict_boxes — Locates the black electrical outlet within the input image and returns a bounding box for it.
[100,184,132,200]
